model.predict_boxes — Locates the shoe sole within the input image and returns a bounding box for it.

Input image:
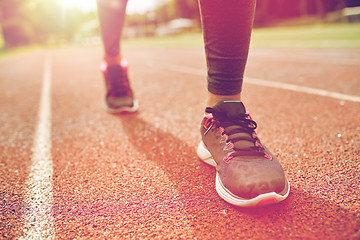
[197,140,290,207]
[105,100,139,114]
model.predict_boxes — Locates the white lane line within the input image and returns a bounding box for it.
[165,64,360,103]
[246,77,360,103]
[20,55,54,239]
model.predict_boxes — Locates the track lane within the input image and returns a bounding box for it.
[0,51,47,239]
[1,46,359,239]
[20,54,54,240]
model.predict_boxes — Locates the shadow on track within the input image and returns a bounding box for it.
[117,113,359,239]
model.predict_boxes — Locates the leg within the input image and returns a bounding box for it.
[197,0,290,207]
[198,0,256,107]
[97,0,128,65]
[97,0,138,113]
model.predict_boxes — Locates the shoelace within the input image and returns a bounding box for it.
[204,107,268,159]
[105,66,131,97]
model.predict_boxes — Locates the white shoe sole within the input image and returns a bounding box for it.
[197,140,290,207]
[105,100,139,114]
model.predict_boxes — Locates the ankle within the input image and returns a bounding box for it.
[206,92,242,109]
[103,55,122,66]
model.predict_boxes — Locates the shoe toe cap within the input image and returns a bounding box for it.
[219,160,287,199]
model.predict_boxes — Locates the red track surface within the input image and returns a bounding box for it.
[1,46,359,239]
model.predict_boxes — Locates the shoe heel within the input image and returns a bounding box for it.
[197,141,217,167]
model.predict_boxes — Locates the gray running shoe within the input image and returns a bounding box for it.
[101,59,138,113]
[197,100,290,207]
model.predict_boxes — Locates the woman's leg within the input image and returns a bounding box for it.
[97,0,128,65]
[198,0,256,106]
[197,0,290,207]
[97,0,137,113]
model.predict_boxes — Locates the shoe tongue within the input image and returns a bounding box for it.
[212,100,246,118]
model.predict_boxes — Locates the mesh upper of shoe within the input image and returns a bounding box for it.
[102,63,135,109]
[201,100,287,199]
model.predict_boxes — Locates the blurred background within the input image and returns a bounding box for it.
[0,0,359,51]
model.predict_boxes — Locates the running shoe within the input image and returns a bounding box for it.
[101,59,138,113]
[197,100,290,207]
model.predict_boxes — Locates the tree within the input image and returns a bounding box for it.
[174,0,200,24]
[0,0,93,48]
[0,0,32,47]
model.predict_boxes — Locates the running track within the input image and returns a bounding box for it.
[1,46,359,239]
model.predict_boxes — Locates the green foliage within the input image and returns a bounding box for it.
[250,23,360,48]
[0,0,95,48]
[121,23,360,49]
[174,0,200,21]
[0,0,358,49]
[125,0,200,27]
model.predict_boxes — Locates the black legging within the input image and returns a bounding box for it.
[97,0,256,96]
